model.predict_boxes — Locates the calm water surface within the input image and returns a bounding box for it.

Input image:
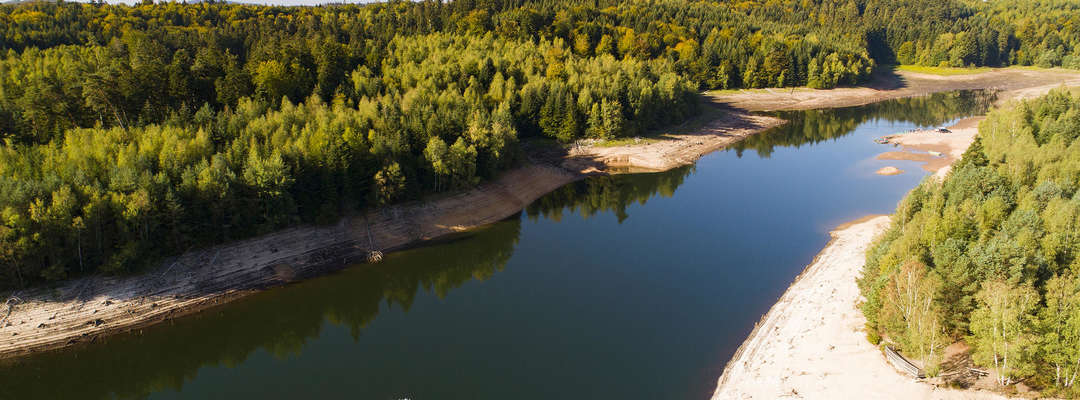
[0,91,992,399]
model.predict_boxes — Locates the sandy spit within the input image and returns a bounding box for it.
[565,111,785,173]
[711,216,1009,400]
[878,116,982,180]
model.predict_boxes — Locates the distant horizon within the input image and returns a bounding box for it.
[59,0,383,6]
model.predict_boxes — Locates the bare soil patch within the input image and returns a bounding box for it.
[710,68,1080,112]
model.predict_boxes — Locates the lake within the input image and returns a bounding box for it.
[0,91,993,399]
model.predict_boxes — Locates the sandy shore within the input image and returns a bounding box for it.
[712,216,1008,399]
[709,69,1080,398]
[565,111,785,172]
[875,166,904,175]
[0,164,578,358]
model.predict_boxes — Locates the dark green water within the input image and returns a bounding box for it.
[0,91,993,400]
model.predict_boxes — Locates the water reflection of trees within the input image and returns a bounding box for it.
[526,165,694,223]
[522,92,990,223]
[731,90,996,158]
[0,90,992,399]
[0,219,521,400]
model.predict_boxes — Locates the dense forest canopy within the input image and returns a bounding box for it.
[860,90,1080,394]
[0,0,1077,287]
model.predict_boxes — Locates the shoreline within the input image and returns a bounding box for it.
[712,215,888,397]
[710,99,1049,399]
[0,107,783,359]
[711,216,1009,399]
[2,67,1077,361]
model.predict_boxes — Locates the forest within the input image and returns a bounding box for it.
[860,90,1080,395]
[0,0,1077,286]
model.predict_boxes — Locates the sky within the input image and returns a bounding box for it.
[64,0,383,6]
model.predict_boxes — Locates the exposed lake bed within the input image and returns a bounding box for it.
[0,90,996,399]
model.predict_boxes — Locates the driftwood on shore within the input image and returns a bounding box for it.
[885,345,925,379]
[0,296,20,329]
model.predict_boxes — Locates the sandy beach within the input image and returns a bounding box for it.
[565,111,785,173]
[711,216,1008,400]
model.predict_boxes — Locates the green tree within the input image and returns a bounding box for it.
[881,261,946,367]
[374,162,405,206]
[970,279,1039,386]
[252,60,291,105]
[424,136,449,191]
[1039,273,1080,388]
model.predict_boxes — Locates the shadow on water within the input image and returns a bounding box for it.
[0,219,525,399]
[0,90,995,400]
[0,168,699,399]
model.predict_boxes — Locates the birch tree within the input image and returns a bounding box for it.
[1039,273,1080,388]
[970,279,1038,386]
[883,260,945,365]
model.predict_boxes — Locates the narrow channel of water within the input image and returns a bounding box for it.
[0,91,993,399]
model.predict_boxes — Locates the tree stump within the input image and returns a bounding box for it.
[367,251,384,263]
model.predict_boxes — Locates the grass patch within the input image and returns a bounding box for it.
[706,87,814,96]
[591,137,660,147]
[896,64,1075,76]
[896,64,993,75]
